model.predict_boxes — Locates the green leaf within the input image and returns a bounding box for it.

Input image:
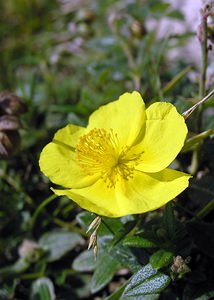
[163,66,191,95]
[149,249,173,270]
[122,264,170,298]
[91,251,120,293]
[72,250,96,272]
[111,220,137,247]
[0,258,30,281]
[195,291,214,300]
[111,244,142,273]
[49,104,77,113]
[150,3,170,13]
[167,10,185,20]
[105,282,127,300]
[123,236,156,248]
[76,211,96,229]
[0,290,9,300]
[76,211,123,235]
[101,218,124,235]
[125,264,156,289]
[123,295,159,300]
[163,202,176,239]
[38,230,83,262]
[31,277,55,300]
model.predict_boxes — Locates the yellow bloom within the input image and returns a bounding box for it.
[39,91,191,217]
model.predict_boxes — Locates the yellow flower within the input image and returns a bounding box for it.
[39,91,191,217]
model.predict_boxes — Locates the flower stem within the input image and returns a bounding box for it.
[53,218,87,237]
[109,19,141,90]
[185,6,210,175]
[119,38,141,90]
[188,144,200,175]
[197,11,208,133]
[31,194,58,227]
[199,14,208,99]
[183,89,214,175]
[196,198,214,219]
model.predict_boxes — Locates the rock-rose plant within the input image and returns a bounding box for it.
[39,92,191,217]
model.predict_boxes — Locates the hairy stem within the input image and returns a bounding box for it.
[200,15,208,99]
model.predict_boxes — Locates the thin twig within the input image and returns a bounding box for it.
[182,89,214,119]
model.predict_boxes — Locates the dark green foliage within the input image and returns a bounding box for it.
[90,252,120,293]
[38,230,84,262]
[0,0,214,299]
[122,264,170,299]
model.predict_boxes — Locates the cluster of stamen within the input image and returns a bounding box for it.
[76,128,142,188]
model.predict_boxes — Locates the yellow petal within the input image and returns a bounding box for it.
[53,124,85,148]
[116,169,191,216]
[135,102,188,172]
[52,183,117,217]
[88,91,146,148]
[51,168,191,218]
[39,124,99,188]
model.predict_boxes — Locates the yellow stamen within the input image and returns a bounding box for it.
[76,128,142,187]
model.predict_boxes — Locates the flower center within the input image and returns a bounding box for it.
[76,128,142,188]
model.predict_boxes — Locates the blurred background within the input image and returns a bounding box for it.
[1,0,214,299]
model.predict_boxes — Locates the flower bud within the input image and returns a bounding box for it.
[76,9,95,24]
[0,92,27,115]
[0,131,20,159]
[171,255,191,275]
[131,20,147,38]
[18,239,39,261]
[208,22,214,43]
[0,115,21,131]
